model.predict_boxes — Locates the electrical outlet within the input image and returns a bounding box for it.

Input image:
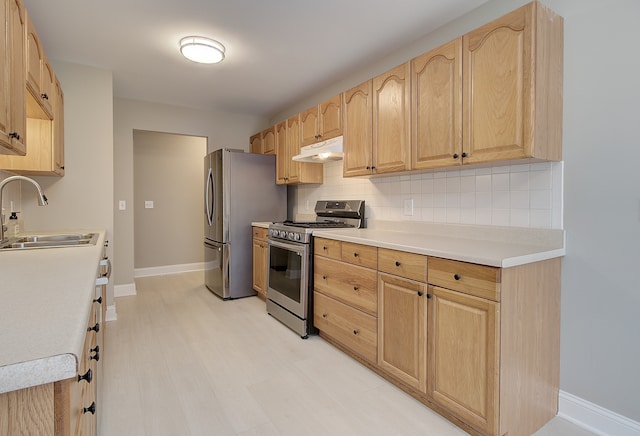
[119,200,126,211]
[145,201,154,209]
[403,198,414,216]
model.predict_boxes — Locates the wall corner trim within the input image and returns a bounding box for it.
[559,390,640,436]
[114,282,137,298]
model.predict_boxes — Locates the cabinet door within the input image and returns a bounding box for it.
[373,62,410,174]
[287,114,302,183]
[6,0,26,155]
[25,13,43,98]
[249,132,262,154]
[319,94,342,141]
[0,0,8,150]
[428,286,499,435]
[378,272,427,392]
[274,120,289,185]
[411,39,462,170]
[300,106,319,147]
[342,80,373,177]
[262,126,275,155]
[462,3,533,164]
[252,238,267,297]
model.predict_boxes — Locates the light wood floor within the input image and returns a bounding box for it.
[102,271,594,436]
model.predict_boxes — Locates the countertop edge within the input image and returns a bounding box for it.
[0,354,77,394]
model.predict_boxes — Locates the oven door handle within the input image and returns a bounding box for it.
[267,238,305,255]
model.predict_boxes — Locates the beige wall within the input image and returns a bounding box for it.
[113,98,266,289]
[133,130,206,269]
[276,0,640,424]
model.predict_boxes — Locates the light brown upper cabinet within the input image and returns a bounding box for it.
[25,12,53,119]
[462,1,563,164]
[300,94,343,147]
[411,39,462,170]
[343,63,411,177]
[342,80,373,177]
[249,132,262,154]
[276,114,322,185]
[372,62,411,174]
[0,0,27,155]
[261,126,276,155]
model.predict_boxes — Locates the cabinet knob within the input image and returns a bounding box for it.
[353,329,359,335]
[8,132,20,140]
[427,293,433,299]
[453,153,459,159]
[395,261,401,267]
[353,286,359,291]
[87,323,100,333]
[454,274,461,280]
[41,93,49,100]
[322,275,327,280]
[353,252,358,257]
[365,166,371,170]
[91,345,100,354]
[93,296,102,304]
[418,291,424,297]
[78,368,93,384]
[371,166,376,170]
[322,313,327,318]
[83,402,96,415]
[461,152,467,158]
[90,351,100,362]
[323,246,327,251]
[60,166,65,170]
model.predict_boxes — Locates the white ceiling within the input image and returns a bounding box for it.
[22,0,488,119]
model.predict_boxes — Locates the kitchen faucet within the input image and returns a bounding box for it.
[0,176,48,242]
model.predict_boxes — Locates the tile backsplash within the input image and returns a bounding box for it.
[294,161,563,229]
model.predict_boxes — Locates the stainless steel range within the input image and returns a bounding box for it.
[267,200,365,338]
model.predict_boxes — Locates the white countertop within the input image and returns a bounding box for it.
[0,229,106,394]
[313,221,565,268]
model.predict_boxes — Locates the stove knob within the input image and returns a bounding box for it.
[294,233,301,241]
[288,232,294,240]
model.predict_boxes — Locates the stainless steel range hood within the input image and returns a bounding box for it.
[292,136,343,163]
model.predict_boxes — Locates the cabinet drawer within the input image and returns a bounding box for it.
[252,226,268,241]
[314,292,377,364]
[428,257,500,301]
[314,256,377,315]
[378,248,427,282]
[314,237,342,260]
[341,242,377,269]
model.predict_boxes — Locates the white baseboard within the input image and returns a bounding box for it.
[559,390,640,435]
[105,304,117,322]
[114,283,136,297]
[134,262,204,278]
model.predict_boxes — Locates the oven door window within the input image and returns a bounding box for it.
[267,240,309,318]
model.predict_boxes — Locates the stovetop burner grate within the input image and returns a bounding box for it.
[281,220,355,229]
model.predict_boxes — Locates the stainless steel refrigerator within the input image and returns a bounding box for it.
[204,149,286,299]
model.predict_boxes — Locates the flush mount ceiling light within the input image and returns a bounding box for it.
[179,36,225,64]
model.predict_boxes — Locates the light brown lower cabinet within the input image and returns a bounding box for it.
[313,237,561,436]
[252,226,268,300]
[0,290,103,436]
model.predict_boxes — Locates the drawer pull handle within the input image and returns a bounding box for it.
[93,296,102,304]
[353,252,359,257]
[395,261,401,267]
[418,291,423,297]
[83,402,96,415]
[87,323,100,333]
[454,274,461,280]
[353,286,359,291]
[353,329,359,335]
[78,368,93,384]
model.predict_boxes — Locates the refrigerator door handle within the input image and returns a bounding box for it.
[205,167,214,226]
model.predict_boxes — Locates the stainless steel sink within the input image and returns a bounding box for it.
[0,233,98,250]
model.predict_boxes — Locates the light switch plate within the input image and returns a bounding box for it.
[119,200,126,211]
[145,201,154,209]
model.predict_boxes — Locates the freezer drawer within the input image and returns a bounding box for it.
[204,239,229,299]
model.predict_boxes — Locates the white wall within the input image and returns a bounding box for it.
[282,0,640,425]
[21,61,115,305]
[113,98,266,289]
